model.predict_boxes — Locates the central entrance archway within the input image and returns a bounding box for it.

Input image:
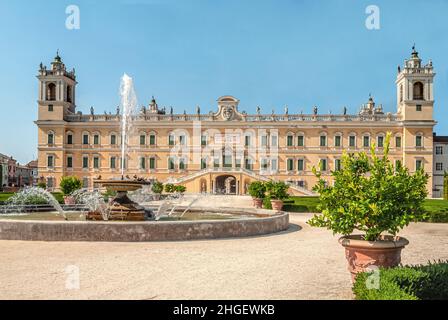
[215,175,237,195]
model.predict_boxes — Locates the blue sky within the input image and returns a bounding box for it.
[1,0,447,163]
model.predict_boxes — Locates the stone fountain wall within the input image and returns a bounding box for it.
[0,212,289,242]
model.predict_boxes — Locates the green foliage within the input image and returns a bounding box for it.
[59,176,82,196]
[308,132,429,241]
[265,181,289,200]
[353,261,448,300]
[164,183,175,193]
[263,196,272,209]
[247,181,266,199]
[174,185,186,194]
[102,188,117,200]
[37,182,46,189]
[151,181,164,194]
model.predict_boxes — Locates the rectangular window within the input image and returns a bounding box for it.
[287,159,294,171]
[363,136,370,147]
[201,135,207,146]
[201,158,207,169]
[149,135,156,145]
[271,135,278,147]
[287,136,293,147]
[83,134,89,145]
[93,157,99,169]
[67,156,73,168]
[48,104,53,112]
[223,155,232,168]
[416,160,423,170]
[335,159,341,171]
[396,136,402,148]
[377,136,384,148]
[179,159,186,170]
[261,135,268,147]
[245,136,251,147]
[335,136,341,147]
[110,157,116,169]
[82,177,88,189]
[169,135,175,146]
[179,135,185,146]
[82,156,88,169]
[297,135,304,147]
[67,134,73,145]
[436,146,443,155]
[349,136,356,147]
[93,135,99,145]
[416,136,422,147]
[320,136,327,147]
[47,155,54,168]
[149,157,155,169]
[297,159,304,171]
[320,159,327,171]
[168,158,175,170]
[140,135,146,146]
[235,158,241,168]
[245,158,252,170]
[260,158,269,170]
[416,104,422,111]
[214,158,220,168]
[47,177,54,188]
[271,158,277,171]
[139,157,145,169]
[111,135,116,145]
[48,134,54,145]
[436,162,443,171]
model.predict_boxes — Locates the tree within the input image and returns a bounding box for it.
[59,176,82,196]
[308,132,428,241]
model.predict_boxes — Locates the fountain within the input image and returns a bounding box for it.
[89,74,150,221]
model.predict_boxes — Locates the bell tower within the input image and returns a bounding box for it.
[396,46,435,121]
[37,51,77,120]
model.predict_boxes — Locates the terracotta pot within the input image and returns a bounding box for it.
[63,196,76,205]
[339,235,409,282]
[270,199,284,211]
[252,198,263,208]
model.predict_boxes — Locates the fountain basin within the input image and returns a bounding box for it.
[0,210,289,242]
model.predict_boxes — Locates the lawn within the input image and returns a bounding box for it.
[0,192,64,204]
[285,196,448,223]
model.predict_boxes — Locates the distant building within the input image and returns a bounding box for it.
[433,134,448,198]
[0,153,9,189]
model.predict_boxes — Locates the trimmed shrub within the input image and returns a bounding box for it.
[174,185,186,194]
[248,181,266,199]
[151,181,164,194]
[60,176,82,196]
[164,183,175,193]
[353,261,448,300]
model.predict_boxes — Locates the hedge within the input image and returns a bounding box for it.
[353,260,448,300]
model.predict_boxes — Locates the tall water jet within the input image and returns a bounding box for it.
[119,74,138,177]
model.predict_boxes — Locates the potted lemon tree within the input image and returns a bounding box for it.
[308,133,428,281]
[265,180,289,211]
[151,180,164,200]
[248,181,266,208]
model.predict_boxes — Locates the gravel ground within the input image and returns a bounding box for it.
[0,212,446,300]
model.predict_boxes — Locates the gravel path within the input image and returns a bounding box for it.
[0,213,446,300]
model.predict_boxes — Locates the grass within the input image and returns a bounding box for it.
[0,192,64,204]
[284,196,448,223]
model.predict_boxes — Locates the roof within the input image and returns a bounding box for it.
[434,136,448,143]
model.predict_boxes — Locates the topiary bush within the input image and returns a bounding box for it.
[353,260,448,300]
[164,183,175,193]
[151,181,164,194]
[59,176,82,196]
[174,185,186,194]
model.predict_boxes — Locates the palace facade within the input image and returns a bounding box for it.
[36,48,436,196]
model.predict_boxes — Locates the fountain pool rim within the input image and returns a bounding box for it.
[0,209,289,242]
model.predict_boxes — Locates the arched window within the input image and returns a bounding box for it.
[46,83,56,101]
[413,82,424,100]
[66,86,72,103]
